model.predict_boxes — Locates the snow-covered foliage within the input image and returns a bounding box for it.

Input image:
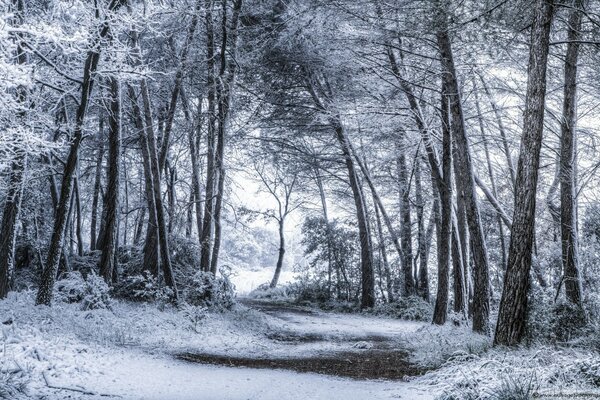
[372,296,433,321]
[249,283,292,300]
[183,270,236,310]
[54,271,112,310]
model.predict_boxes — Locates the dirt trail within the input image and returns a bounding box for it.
[177,299,428,380]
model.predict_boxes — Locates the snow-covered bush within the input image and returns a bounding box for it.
[372,296,433,321]
[436,374,537,400]
[54,271,112,310]
[526,287,588,343]
[183,270,235,310]
[113,270,174,305]
[179,303,209,333]
[249,283,291,300]
[290,280,331,304]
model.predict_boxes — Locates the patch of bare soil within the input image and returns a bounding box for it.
[176,349,428,380]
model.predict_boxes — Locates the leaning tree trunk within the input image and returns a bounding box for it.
[335,124,375,308]
[36,0,124,305]
[560,0,584,306]
[99,78,121,284]
[495,0,554,346]
[0,0,28,299]
[437,25,491,334]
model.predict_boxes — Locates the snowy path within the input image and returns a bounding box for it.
[0,293,440,399]
[70,349,436,400]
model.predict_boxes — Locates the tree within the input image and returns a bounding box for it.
[495,0,554,346]
[36,0,126,306]
[559,0,585,307]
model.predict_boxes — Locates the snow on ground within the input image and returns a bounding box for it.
[0,291,438,399]
[3,290,600,399]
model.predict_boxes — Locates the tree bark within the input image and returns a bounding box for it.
[432,85,453,326]
[0,0,28,298]
[560,0,584,306]
[415,158,429,301]
[90,123,104,252]
[495,0,554,346]
[437,25,491,334]
[334,124,375,308]
[199,0,217,272]
[270,220,286,288]
[99,77,121,283]
[397,139,416,296]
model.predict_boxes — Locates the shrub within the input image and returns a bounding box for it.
[54,271,112,310]
[527,287,588,343]
[179,303,209,333]
[489,375,536,400]
[113,271,173,305]
[372,296,433,321]
[182,270,235,311]
[249,283,291,300]
[290,280,331,304]
[550,300,588,342]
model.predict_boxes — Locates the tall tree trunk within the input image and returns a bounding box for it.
[140,78,179,298]
[373,190,394,302]
[474,87,507,273]
[210,0,243,274]
[495,0,554,346]
[314,165,334,296]
[335,124,375,308]
[199,0,217,272]
[99,77,121,283]
[432,85,453,325]
[90,119,105,252]
[36,0,124,305]
[74,173,84,257]
[560,0,584,306]
[127,84,160,277]
[0,0,28,299]
[415,158,429,301]
[397,139,416,296]
[437,24,491,334]
[183,90,204,243]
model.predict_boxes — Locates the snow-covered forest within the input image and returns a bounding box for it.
[1,0,600,398]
